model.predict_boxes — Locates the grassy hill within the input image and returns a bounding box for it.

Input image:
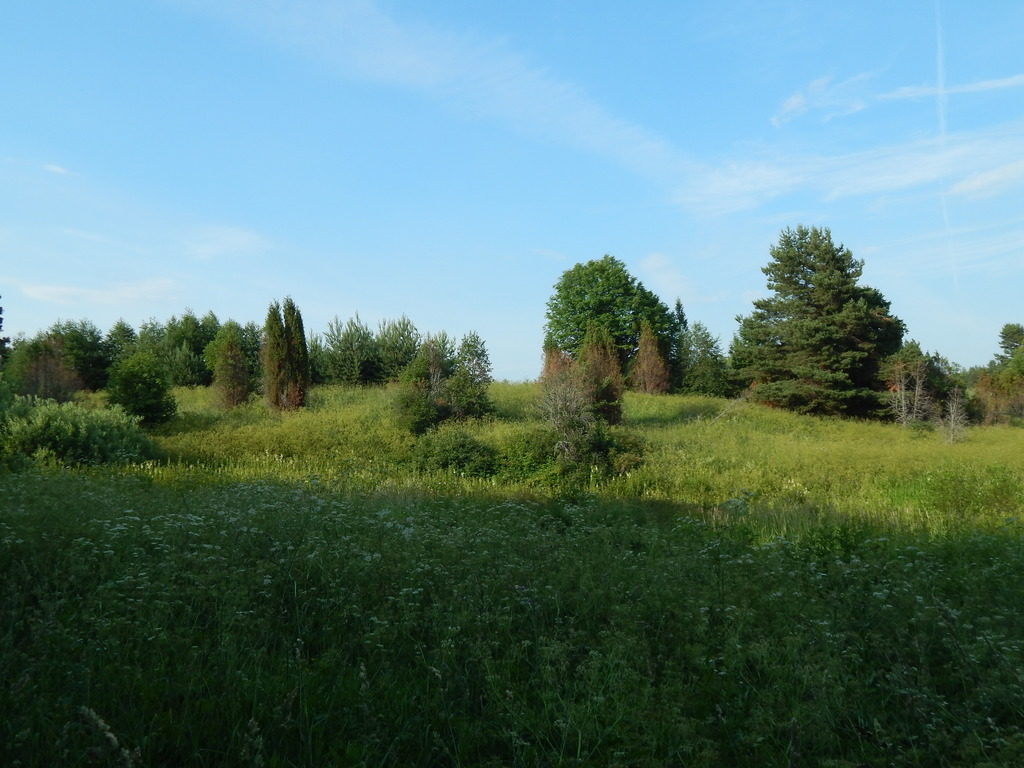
[4,383,1024,766]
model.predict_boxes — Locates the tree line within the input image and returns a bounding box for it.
[1,224,1021,431]
[0,296,493,430]
[540,226,1022,428]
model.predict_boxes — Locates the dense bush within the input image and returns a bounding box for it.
[496,425,559,481]
[0,397,156,466]
[412,425,498,477]
[107,351,177,425]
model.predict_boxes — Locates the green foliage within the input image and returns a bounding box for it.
[545,254,676,369]
[976,323,1024,424]
[883,340,962,425]
[394,379,441,435]
[496,425,559,481]
[165,310,219,386]
[732,226,904,416]
[323,314,381,385]
[7,469,1024,767]
[165,342,206,389]
[448,331,493,419]
[134,318,166,353]
[631,319,670,394]
[282,298,310,408]
[4,334,82,401]
[376,315,420,381]
[578,321,624,425]
[537,348,641,481]
[205,321,253,408]
[668,298,689,387]
[260,297,311,409]
[0,397,155,466]
[107,350,177,425]
[104,319,137,365]
[679,321,731,396]
[413,424,498,477]
[48,319,111,390]
[395,333,457,434]
[537,350,597,463]
[306,332,329,385]
[997,323,1024,363]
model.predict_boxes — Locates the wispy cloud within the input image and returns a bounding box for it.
[948,159,1024,198]
[43,163,71,175]
[866,221,1024,278]
[675,120,1024,215]
[637,252,728,305]
[774,67,1024,126]
[16,278,176,305]
[771,73,873,126]
[174,0,689,180]
[185,226,271,260]
[638,252,691,303]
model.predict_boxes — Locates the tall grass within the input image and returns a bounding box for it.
[152,384,1024,536]
[4,382,1024,765]
[4,470,1024,766]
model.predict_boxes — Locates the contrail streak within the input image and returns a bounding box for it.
[934,0,959,292]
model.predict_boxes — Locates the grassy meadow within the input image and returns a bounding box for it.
[4,383,1024,766]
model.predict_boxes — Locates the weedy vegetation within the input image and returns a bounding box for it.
[3,383,1024,766]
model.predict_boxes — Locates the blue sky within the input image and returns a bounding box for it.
[2,0,1023,380]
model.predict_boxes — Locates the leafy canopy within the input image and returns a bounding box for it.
[544,255,675,369]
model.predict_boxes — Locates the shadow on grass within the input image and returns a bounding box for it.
[624,400,724,427]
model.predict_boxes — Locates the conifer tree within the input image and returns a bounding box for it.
[681,322,730,396]
[731,226,904,416]
[631,320,670,394]
[669,298,689,389]
[165,310,219,385]
[324,314,380,385]
[262,301,287,409]
[104,320,137,366]
[377,316,420,382]
[997,323,1024,364]
[578,321,624,425]
[208,321,252,408]
[282,297,310,408]
[49,320,110,391]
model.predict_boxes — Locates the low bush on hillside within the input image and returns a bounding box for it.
[0,396,156,467]
[413,424,498,477]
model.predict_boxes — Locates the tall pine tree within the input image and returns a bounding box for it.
[731,226,903,416]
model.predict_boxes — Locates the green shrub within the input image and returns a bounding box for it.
[497,425,559,481]
[598,426,646,476]
[1,397,156,466]
[413,425,497,477]
[107,351,176,425]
